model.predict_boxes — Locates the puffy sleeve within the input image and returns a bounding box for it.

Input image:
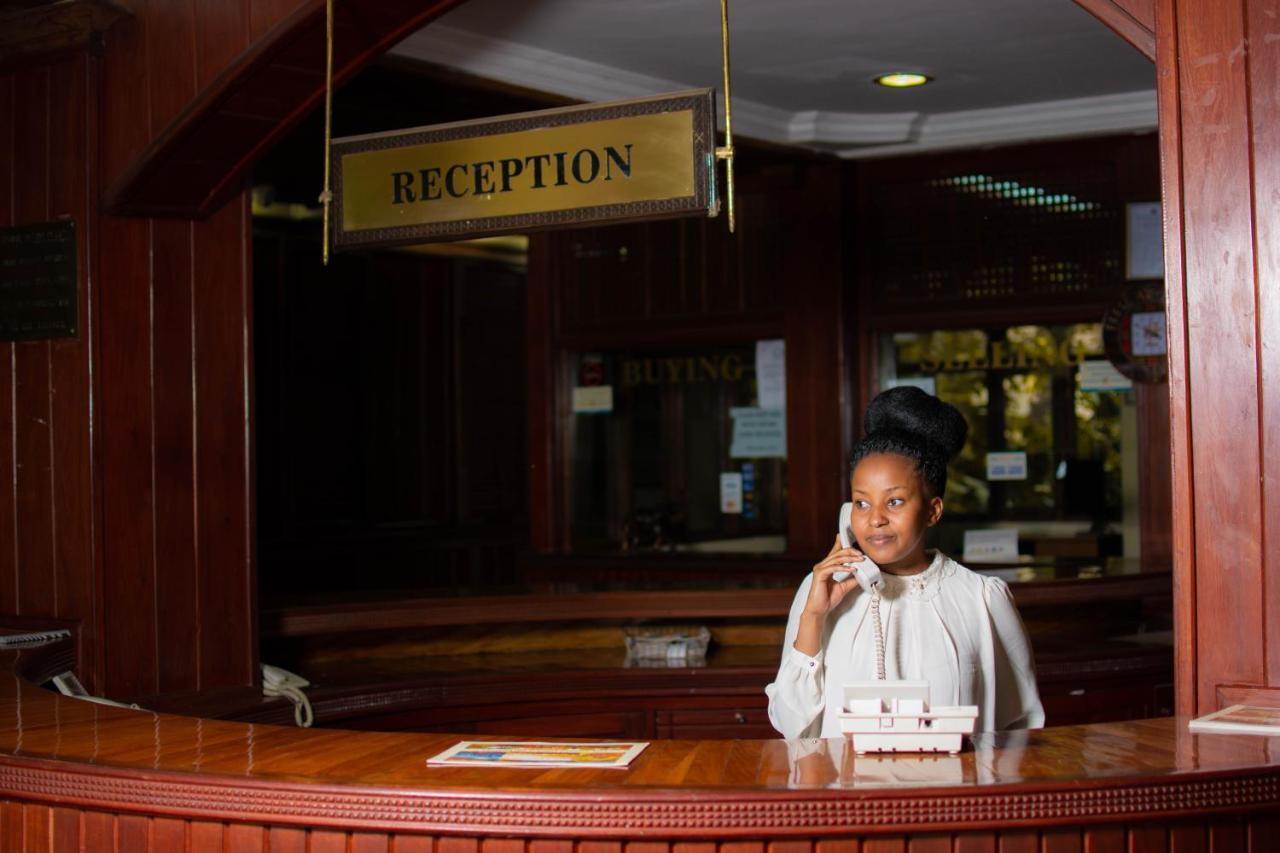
[765,576,827,739]
[982,576,1045,730]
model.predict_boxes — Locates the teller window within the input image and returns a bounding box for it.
[567,345,788,555]
[879,323,1134,559]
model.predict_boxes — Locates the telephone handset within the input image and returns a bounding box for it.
[834,502,883,594]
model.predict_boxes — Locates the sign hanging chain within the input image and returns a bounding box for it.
[319,0,335,265]
[716,0,735,233]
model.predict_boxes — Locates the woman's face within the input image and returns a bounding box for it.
[850,452,943,573]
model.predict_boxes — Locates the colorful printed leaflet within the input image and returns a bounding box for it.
[426,740,648,769]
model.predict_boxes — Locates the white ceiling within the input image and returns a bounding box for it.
[390,0,1156,157]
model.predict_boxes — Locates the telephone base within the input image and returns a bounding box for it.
[837,680,978,755]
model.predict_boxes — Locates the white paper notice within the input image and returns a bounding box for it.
[730,407,787,459]
[1079,359,1133,392]
[963,529,1019,564]
[1126,202,1164,280]
[888,376,937,396]
[755,339,786,410]
[986,451,1028,481]
[719,472,743,514]
[572,385,614,413]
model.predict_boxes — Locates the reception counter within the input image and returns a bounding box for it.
[0,642,1277,851]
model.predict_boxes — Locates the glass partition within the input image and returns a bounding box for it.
[568,345,788,554]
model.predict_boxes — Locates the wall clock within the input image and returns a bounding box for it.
[1101,282,1167,383]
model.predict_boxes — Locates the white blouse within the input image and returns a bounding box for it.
[765,551,1045,738]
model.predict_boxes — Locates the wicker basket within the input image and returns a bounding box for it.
[623,626,711,661]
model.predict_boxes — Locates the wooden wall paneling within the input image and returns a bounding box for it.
[1173,0,1265,715]
[80,809,113,852]
[51,806,80,852]
[226,822,267,850]
[147,0,198,134]
[190,819,225,849]
[118,813,149,850]
[859,840,903,853]
[1040,828,1082,853]
[952,834,993,853]
[1127,826,1167,853]
[1207,820,1245,852]
[151,816,187,850]
[703,214,742,316]
[994,831,1036,853]
[1135,383,1172,567]
[48,54,96,676]
[13,64,56,618]
[252,0,305,42]
[1151,0,1196,719]
[1248,815,1280,851]
[151,220,199,693]
[1,800,23,851]
[1071,0,1156,60]
[268,826,309,853]
[99,3,149,196]
[1167,823,1205,852]
[0,73,15,618]
[783,166,847,558]
[1247,0,1280,693]
[97,212,157,699]
[904,835,948,853]
[193,194,255,689]
[194,0,250,91]
[1082,826,1124,853]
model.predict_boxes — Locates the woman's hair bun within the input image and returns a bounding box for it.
[864,385,968,461]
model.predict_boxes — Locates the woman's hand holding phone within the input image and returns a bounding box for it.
[804,535,868,617]
[793,537,867,657]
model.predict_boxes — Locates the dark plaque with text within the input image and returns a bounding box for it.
[0,220,78,341]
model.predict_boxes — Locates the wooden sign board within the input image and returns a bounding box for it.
[332,89,717,249]
[0,219,78,341]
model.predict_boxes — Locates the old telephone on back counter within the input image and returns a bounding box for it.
[832,502,978,753]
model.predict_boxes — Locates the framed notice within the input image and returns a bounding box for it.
[0,220,78,341]
[333,89,717,249]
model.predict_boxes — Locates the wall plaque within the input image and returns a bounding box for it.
[332,89,717,249]
[0,219,78,341]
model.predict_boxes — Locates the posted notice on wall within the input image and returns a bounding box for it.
[729,407,787,458]
[720,472,744,514]
[963,529,1019,564]
[572,385,614,413]
[1126,202,1164,280]
[755,339,786,410]
[985,451,1027,481]
[1079,360,1132,392]
[887,375,937,396]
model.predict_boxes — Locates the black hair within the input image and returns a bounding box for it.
[849,386,969,498]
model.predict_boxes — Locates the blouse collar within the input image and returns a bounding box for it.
[878,550,950,600]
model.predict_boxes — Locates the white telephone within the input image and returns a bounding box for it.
[834,502,883,593]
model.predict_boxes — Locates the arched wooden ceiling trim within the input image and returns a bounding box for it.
[1073,0,1156,61]
[104,0,467,218]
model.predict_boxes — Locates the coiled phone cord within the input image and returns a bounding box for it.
[870,588,886,681]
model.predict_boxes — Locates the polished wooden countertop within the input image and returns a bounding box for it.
[1,643,1276,837]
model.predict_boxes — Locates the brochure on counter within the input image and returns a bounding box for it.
[427,740,648,768]
[1188,705,1280,736]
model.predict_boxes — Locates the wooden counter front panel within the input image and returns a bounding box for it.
[1,805,1274,852]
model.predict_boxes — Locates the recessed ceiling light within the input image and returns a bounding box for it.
[874,72,932,89]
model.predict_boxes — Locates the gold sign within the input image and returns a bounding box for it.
[919,339,1087,373]
[332,90,717,249]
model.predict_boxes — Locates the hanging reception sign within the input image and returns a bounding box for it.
[331,89,718,249]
